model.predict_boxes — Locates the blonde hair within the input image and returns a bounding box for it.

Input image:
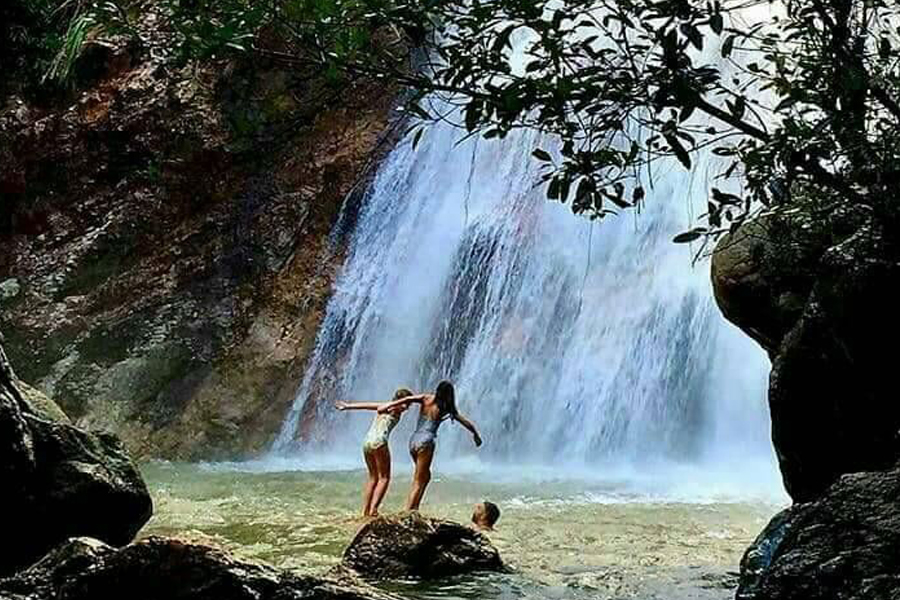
[393,387,414,400]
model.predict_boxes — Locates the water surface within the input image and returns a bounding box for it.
[143,461,784,600]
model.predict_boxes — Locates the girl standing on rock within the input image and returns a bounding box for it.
[377,380,482,510]
[336,387,413,517]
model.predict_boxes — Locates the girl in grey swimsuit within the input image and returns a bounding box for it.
[409,411,444,456]
[379,380,482,510]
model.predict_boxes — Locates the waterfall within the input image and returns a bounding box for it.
[270,108,773,480]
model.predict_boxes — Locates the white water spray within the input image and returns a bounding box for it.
[270,106,775,487]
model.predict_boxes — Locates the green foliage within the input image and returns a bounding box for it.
[0,0,140,92]
[44,2,138,85]
[0,0,67,94]
[400,0,900,248]
[142,0,900,246]
[44,11,98,84]
[10,0,898,248]
[158,0,398,71]
[164,0,271,62]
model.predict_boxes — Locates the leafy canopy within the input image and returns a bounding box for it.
[50,0,900,246]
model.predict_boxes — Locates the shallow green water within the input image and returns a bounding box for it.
[142,461,784,600]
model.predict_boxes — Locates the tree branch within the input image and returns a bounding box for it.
[871,84,900,121]
[690,94,770,141]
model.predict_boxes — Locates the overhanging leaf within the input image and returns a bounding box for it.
[532,148,553,162]
[673,228,707,243]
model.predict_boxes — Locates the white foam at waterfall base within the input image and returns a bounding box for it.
[204,454,785,505]
[266,95,781,501]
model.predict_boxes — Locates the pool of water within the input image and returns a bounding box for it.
[141,460,785,600]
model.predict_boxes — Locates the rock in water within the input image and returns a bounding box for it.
[0,342,151,575]
[711,214,900,502]
[341,513,504,579]
[737,467,900,600]
[0,536,399,600]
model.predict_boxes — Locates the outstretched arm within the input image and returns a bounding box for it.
[335,401,383,412]
[377,394,427,414]
[455,413,483,447]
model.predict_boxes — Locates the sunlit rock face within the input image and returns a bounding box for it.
[0,4,400,461]
[713,211,900,503]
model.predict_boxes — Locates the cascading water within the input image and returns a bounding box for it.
[270,106,775,488]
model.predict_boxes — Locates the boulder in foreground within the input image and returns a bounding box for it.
[737,466,900,600]
[0,342,152,575]
[341,512,504,579]
[0,536,399,600]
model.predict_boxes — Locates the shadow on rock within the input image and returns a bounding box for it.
[0,536,400,600]
[0,342,152,575]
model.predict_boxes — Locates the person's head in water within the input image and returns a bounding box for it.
[389,387,413,416]
[472,501,500,531]
[435,380,457,419]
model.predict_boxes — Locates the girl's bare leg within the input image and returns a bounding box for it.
[369,446,392,516]
[406,445,434,511]
[362,449,378,517]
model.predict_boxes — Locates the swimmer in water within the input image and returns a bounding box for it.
[471,501,501,531]
[336,387,413,517]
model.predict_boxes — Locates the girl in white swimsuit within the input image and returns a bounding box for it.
[336,387,412,517]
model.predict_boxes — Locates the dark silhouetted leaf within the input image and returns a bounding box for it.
[722,35,735,57]
[533,148,552,162]
[673,228,706,243]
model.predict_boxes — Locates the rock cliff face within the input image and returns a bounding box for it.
[0,7,399,460]
[0,342,151,576]
[0,341,400,598]
[714,211,900,599]
[712,212,900,503]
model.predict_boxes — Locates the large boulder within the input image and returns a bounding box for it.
[710,216,820,355]
[737,466,900,600]
[711,213,900,502]
[0,342,152,575]
[341,513,505,579]
[0,536,398,600]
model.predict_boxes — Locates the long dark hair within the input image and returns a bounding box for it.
[435,380,457,420]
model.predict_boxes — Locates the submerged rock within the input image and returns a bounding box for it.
[0,342,151,575]
[737,466,900,600]
[341,512,504,579]
[0,536,399,600]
